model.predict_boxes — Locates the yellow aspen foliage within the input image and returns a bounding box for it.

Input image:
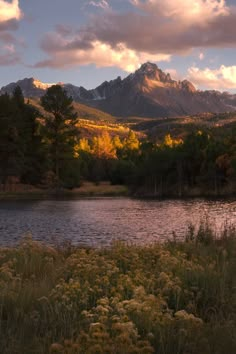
[163,134,183,148]
[92,131,117,159]
[124,130,140,150]
[112,135,123,150]
[74,138,91,157]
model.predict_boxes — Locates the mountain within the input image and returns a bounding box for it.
[1,62,236,118]
[0,77,55,98]
[87,63,236,117]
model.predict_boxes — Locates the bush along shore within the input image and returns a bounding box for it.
[0,223,236,354]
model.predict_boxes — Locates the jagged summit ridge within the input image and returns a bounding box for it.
[135,62,173,83]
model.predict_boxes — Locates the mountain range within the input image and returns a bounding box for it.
[1,62,236,118]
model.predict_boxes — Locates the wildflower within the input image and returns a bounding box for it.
[175,310,203,324]
[49,343,64,352]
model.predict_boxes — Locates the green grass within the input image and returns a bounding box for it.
[0,224,235,353]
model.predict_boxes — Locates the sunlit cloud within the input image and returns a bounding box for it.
[131,0,229,23]
[0,1,23,66]
[35,37,170,72]
[187,65,236,89]
[35,0,236,72]
[0,0,22,24]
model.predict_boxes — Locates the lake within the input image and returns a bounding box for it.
[0,197,235,247]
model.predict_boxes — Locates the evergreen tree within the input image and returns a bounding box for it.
[41,85,79,186]
[0,87,44,186]
[0,93,21,184]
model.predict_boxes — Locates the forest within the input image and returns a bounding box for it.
[0,85,236,196]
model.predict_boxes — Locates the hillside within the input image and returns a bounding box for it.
[28,98,115,123]
[27,98,138,141]
[28,97,236,141]
[128,112,236,141]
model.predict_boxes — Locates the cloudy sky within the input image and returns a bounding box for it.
[0,0,236,91]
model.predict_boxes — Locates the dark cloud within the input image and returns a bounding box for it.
[83,9,236,54]
[0,31,16,44]
[0,19,19,31]
[40,31,95,53]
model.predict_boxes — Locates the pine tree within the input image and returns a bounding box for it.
[41,85,78,186]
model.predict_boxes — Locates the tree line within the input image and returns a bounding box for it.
[0,85,235,195]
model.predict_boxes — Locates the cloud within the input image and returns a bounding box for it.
[0,1,23,66]
[0,31,16,43]
[187,65,236,89]
[199,52,205,60]
[35,0,236,71]
[132,0,229,23]
[0,0,22,24]
[4,43,15,53]
[0,43,21,65]
[88,0,110,10]
[0,53,20,65]
[55,24,75,37]
[85,3,236,53]
[164,68,181,81]
[35,37,170,72]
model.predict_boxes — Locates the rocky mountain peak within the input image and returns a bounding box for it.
[139,62,158,73]
[135,62,172,83]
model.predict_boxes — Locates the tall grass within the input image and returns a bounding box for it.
[0,224,235,353]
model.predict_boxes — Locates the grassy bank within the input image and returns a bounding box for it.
[0,224,235,353]
[0,182,129,200]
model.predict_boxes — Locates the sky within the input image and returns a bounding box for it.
[0,0,236,91]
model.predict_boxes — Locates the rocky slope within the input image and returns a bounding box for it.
[1,62,236,118]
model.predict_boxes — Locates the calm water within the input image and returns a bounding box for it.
[0,198,235,247]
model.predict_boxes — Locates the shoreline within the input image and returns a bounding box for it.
[0,190,235,201]
[0,182,129,200]
[0,182,235,201]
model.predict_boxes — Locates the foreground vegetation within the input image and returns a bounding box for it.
[0,223,235,353]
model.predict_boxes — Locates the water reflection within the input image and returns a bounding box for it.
[0,198,235,247]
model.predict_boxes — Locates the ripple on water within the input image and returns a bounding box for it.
[0,198,235,247]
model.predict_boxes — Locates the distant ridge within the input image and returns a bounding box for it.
[1,62,236,118]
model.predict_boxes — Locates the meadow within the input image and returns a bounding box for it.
[0,222,235,354]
